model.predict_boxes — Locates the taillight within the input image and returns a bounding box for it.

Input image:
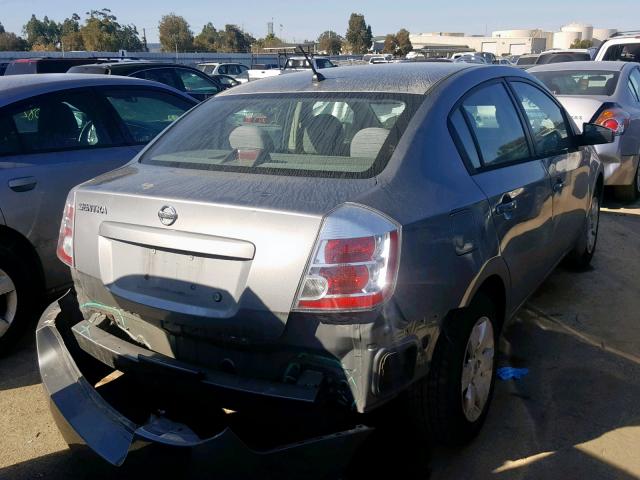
[294,204,401,312]
[593,104,630,135]
[56,191,76,267]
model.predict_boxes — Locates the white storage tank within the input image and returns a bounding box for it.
[561,23,594,41]
[592,28,617,46]
[553,31,581,49]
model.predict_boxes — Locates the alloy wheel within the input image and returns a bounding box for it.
[0,268,17,338]
[461,316,495,422]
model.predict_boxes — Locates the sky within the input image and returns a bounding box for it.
[0,0,636,43]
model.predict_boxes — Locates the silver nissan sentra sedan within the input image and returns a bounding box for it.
[37,63,612,470]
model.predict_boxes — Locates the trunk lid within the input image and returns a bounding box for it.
[556,95,609,132]
[73,164,376,341]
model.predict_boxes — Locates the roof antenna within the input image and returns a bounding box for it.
[297,44,324,82]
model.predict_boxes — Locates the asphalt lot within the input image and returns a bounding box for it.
[0,195,639,479]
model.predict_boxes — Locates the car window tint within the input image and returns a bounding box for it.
[8,90,113,153]
[603,43,640,62]
[132,68,182,90]
[533,70,619,96]
[316,59,334,69]
[218,65,227,74]
[450,109,481,169]
[630,69,640,102]
[103,90,194,144]
[511,82,571,156]
[176,69,220,95]
[461,83,530,167]
[0,114,21,155]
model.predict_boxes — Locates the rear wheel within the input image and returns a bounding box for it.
[613,162,640,202]
[407,294,498,446]
[0,247,38,355]
[566,190,600,269]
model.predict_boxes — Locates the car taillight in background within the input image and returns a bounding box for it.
[56,191,76,267]
[593,103,630,135]
[294,204,401,312]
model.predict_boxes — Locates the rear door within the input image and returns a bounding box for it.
[509,80,588,260]
[174,68,221,101]
[0,88,136,290]
[450,80,554,308]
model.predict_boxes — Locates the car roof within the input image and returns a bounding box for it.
[219,63,481,96]
[528,61,627,73]
[0,73,192,108]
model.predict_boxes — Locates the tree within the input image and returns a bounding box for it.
[60,13,84,50]
[395,28,412,56]
[23,14,60,49]
[219,24,251,52]
[318,30,343,54]
[80,9,143,51]
[0,22,28,51]
[194,23,219,52]
[158,14,193,52]
[345,13,372,54]
[570,39,593,49]
[383,34,397,54]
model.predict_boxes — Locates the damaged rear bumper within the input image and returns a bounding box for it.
[36,291,371,476]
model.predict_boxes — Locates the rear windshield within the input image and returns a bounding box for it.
[517,56,538,65]
[140,93,422,178]
[532,70,619,96]
[536,52,592,64]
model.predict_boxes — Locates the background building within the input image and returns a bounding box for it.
[410,23,618,57]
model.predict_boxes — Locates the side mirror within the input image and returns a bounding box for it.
[578,123,615,146]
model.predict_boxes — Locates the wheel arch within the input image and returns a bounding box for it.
[0,225,46,295]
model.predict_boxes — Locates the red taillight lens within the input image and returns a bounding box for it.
[56,193,75,267]
[325,236,376,263]
[594,106,630,135]
[294,205,401,312]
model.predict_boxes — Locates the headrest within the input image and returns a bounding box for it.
[350,128,390,158]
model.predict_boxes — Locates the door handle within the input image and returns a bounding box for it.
[495,196,517,216]
[8,177,37,192]
[553,179,565,193]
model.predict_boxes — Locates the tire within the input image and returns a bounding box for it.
[407,293,498,446]
[565,190,601,270]
[613,162,640,202]
[0,245,39,355]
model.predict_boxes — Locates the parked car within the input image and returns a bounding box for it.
[493,58,513,65]
[594,31,640,63]
[210,73,241,89]
[68,62,224,102]
[454,54,487,64]
[197,62,249,83]
[3,57,113,75]
[536,49,592,65]
[248,56,336,81]
[530,61,640,199]
[38,63,612,468]
[0,62,9,76]
[0,74,197,351]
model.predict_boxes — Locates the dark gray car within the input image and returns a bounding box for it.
[37,63,612,470]
[0,74,196,351]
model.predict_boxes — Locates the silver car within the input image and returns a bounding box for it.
[530,61,640,200]
[37,64,612,469]
[0,74,196,351]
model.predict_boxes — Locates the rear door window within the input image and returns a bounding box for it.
[510,82,572,156]
[4,89,114,153]
[102,89,194,144]
[449,109,481,169]
[175,69,220,96]
[460,83,530,167]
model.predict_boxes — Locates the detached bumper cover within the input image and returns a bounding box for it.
[36,292,371,475]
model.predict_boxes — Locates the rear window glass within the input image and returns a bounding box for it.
[536,53,591,64]
[532,70,620,96]
[140,93,422,178]
[517,56,538,65]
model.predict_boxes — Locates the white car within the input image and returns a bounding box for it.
[248,57,336,81]
[595,32,640,62]
[197,62,249,83]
